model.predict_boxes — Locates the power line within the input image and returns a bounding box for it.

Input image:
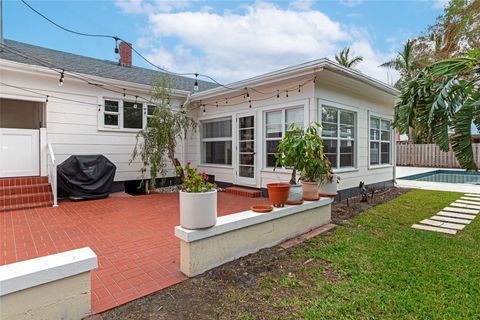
[19,0,241,92]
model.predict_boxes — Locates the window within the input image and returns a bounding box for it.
[320,106,355,169]
[201,117,232,165]
[265,107,304,167]
[146,105,156,127]
[104,100,119,127]
[123,101,143,129]
[370,116,391,166]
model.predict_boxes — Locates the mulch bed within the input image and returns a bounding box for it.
[100,187,409,320]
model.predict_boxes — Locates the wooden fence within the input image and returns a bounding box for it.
[396,143,480,168]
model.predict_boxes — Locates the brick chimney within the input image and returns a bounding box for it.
[118,41,132,67]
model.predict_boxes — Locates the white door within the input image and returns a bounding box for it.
[0,129,40,177]
[236,113,257,186]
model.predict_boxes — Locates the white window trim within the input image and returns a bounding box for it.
[368,111,393,169]
[319,104,357,171]
[200,116,233,166]
[103,99,120,129]
[264,106,305,168]
[99,98,150,132]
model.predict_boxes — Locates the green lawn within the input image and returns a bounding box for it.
[222,190,480,319]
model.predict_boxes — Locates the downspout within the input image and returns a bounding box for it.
[181,93,192,166]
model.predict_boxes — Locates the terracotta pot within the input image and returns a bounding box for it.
[302,181,319,201]
[319,174,338,197]
[179,189,217,229]
[266,183,290,207]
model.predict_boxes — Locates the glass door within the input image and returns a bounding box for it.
[236,113,256,185]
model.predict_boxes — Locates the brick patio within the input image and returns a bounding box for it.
[0,192,269,313]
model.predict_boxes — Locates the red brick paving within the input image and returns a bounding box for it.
[0,192,269,314]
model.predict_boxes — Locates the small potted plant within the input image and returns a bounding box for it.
[274,124,305,204]
[299,123,330,201]
[177,162,217,229]
[318,164,340,197]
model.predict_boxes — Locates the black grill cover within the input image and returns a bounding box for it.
[57,155,116,200]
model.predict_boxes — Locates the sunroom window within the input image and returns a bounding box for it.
[265,107,304,167]
[201,117,232,165]
[320,106,356,169]
[370,116,391,165]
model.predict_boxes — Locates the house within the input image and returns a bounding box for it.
[0,39,398,209]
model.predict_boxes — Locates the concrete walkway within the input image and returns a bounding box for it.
[412,193,480,235]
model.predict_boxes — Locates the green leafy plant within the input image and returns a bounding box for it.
[274,123,331,183]
[131,76,197,192]
[335,47,364,69]
[274,124,305,184]
[177,162,216,193]
[394,49,480,169]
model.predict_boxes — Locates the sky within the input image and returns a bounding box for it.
[4,0,448,85]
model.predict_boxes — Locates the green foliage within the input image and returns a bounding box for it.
[177,162,215,193]
[131,76,197,192]
[394,49,480,169]
[274,123,331,183]
[334,47,363,69]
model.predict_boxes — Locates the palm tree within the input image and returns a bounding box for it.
[394,49,480,169]
[334,47,363,68]
[380,39,419,83]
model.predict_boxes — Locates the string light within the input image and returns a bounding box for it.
[193,73,199,92]
[133,95,138,109]
[58,70,64,86]
[216,101,219,108]
[123,88,126,97]
[298,85,301,93]
[286,90,289,98]
[277,90,280,98]
[249,100,252,108]
[225,98,228,104]
[46,95,49,102]
[203,104,206,113]
[114,38,119,54]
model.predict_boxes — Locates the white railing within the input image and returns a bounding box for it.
[47,143,58,207]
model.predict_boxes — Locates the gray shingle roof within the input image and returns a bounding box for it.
[1,39,217,92]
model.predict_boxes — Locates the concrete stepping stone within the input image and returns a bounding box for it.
[464,194,480,197]
[420,219,466,230]
[451,202,480,210]
[412,224,457,235]
[456,199,480,206]
[437,211,476,220]
[460,197,480,202]
[430,215,471,225]
[443,206,478,214]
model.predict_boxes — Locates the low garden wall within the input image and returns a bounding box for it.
[0,247,97,320]
[175,198,332,277]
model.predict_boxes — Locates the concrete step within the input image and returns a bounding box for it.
[436,211,476,220]
[225,186,262,198]
[412,224,457,235]
[419,219,466,230]
[443,206,479,215]
[430,215,471,225]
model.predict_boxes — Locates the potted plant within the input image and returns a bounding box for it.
[299,123,331,201]
[318,165,340,197]
[177,162,217,229]
[266,183,290,208]
[274,124,305,204]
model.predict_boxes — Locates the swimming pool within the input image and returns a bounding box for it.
[401,170,480,185]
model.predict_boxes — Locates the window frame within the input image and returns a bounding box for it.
[103,99,121,129]
[200,116,233,166]
[264,106,305,168]
[368,114,393,168]
[319,105,357,171]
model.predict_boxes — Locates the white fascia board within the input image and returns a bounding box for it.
[0,247,98,296]
[191,58,399,100]
[0,59,190,98]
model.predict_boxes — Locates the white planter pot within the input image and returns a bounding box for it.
[319,174,338,197]
[287,184,303,203]
[179,189,217,229]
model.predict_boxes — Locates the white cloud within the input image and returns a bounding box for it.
[117,1,399,84]
[433,0,449,9]
[339,0,364,8]
[115,0,193,14]
[290,0,314,11]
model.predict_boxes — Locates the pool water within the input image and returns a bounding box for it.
[402,170,480,185]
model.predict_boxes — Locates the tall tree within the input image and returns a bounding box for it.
[334,47,363,68]
[394,49,480,169]
[131,76,197,192]
[380,39,420,85]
